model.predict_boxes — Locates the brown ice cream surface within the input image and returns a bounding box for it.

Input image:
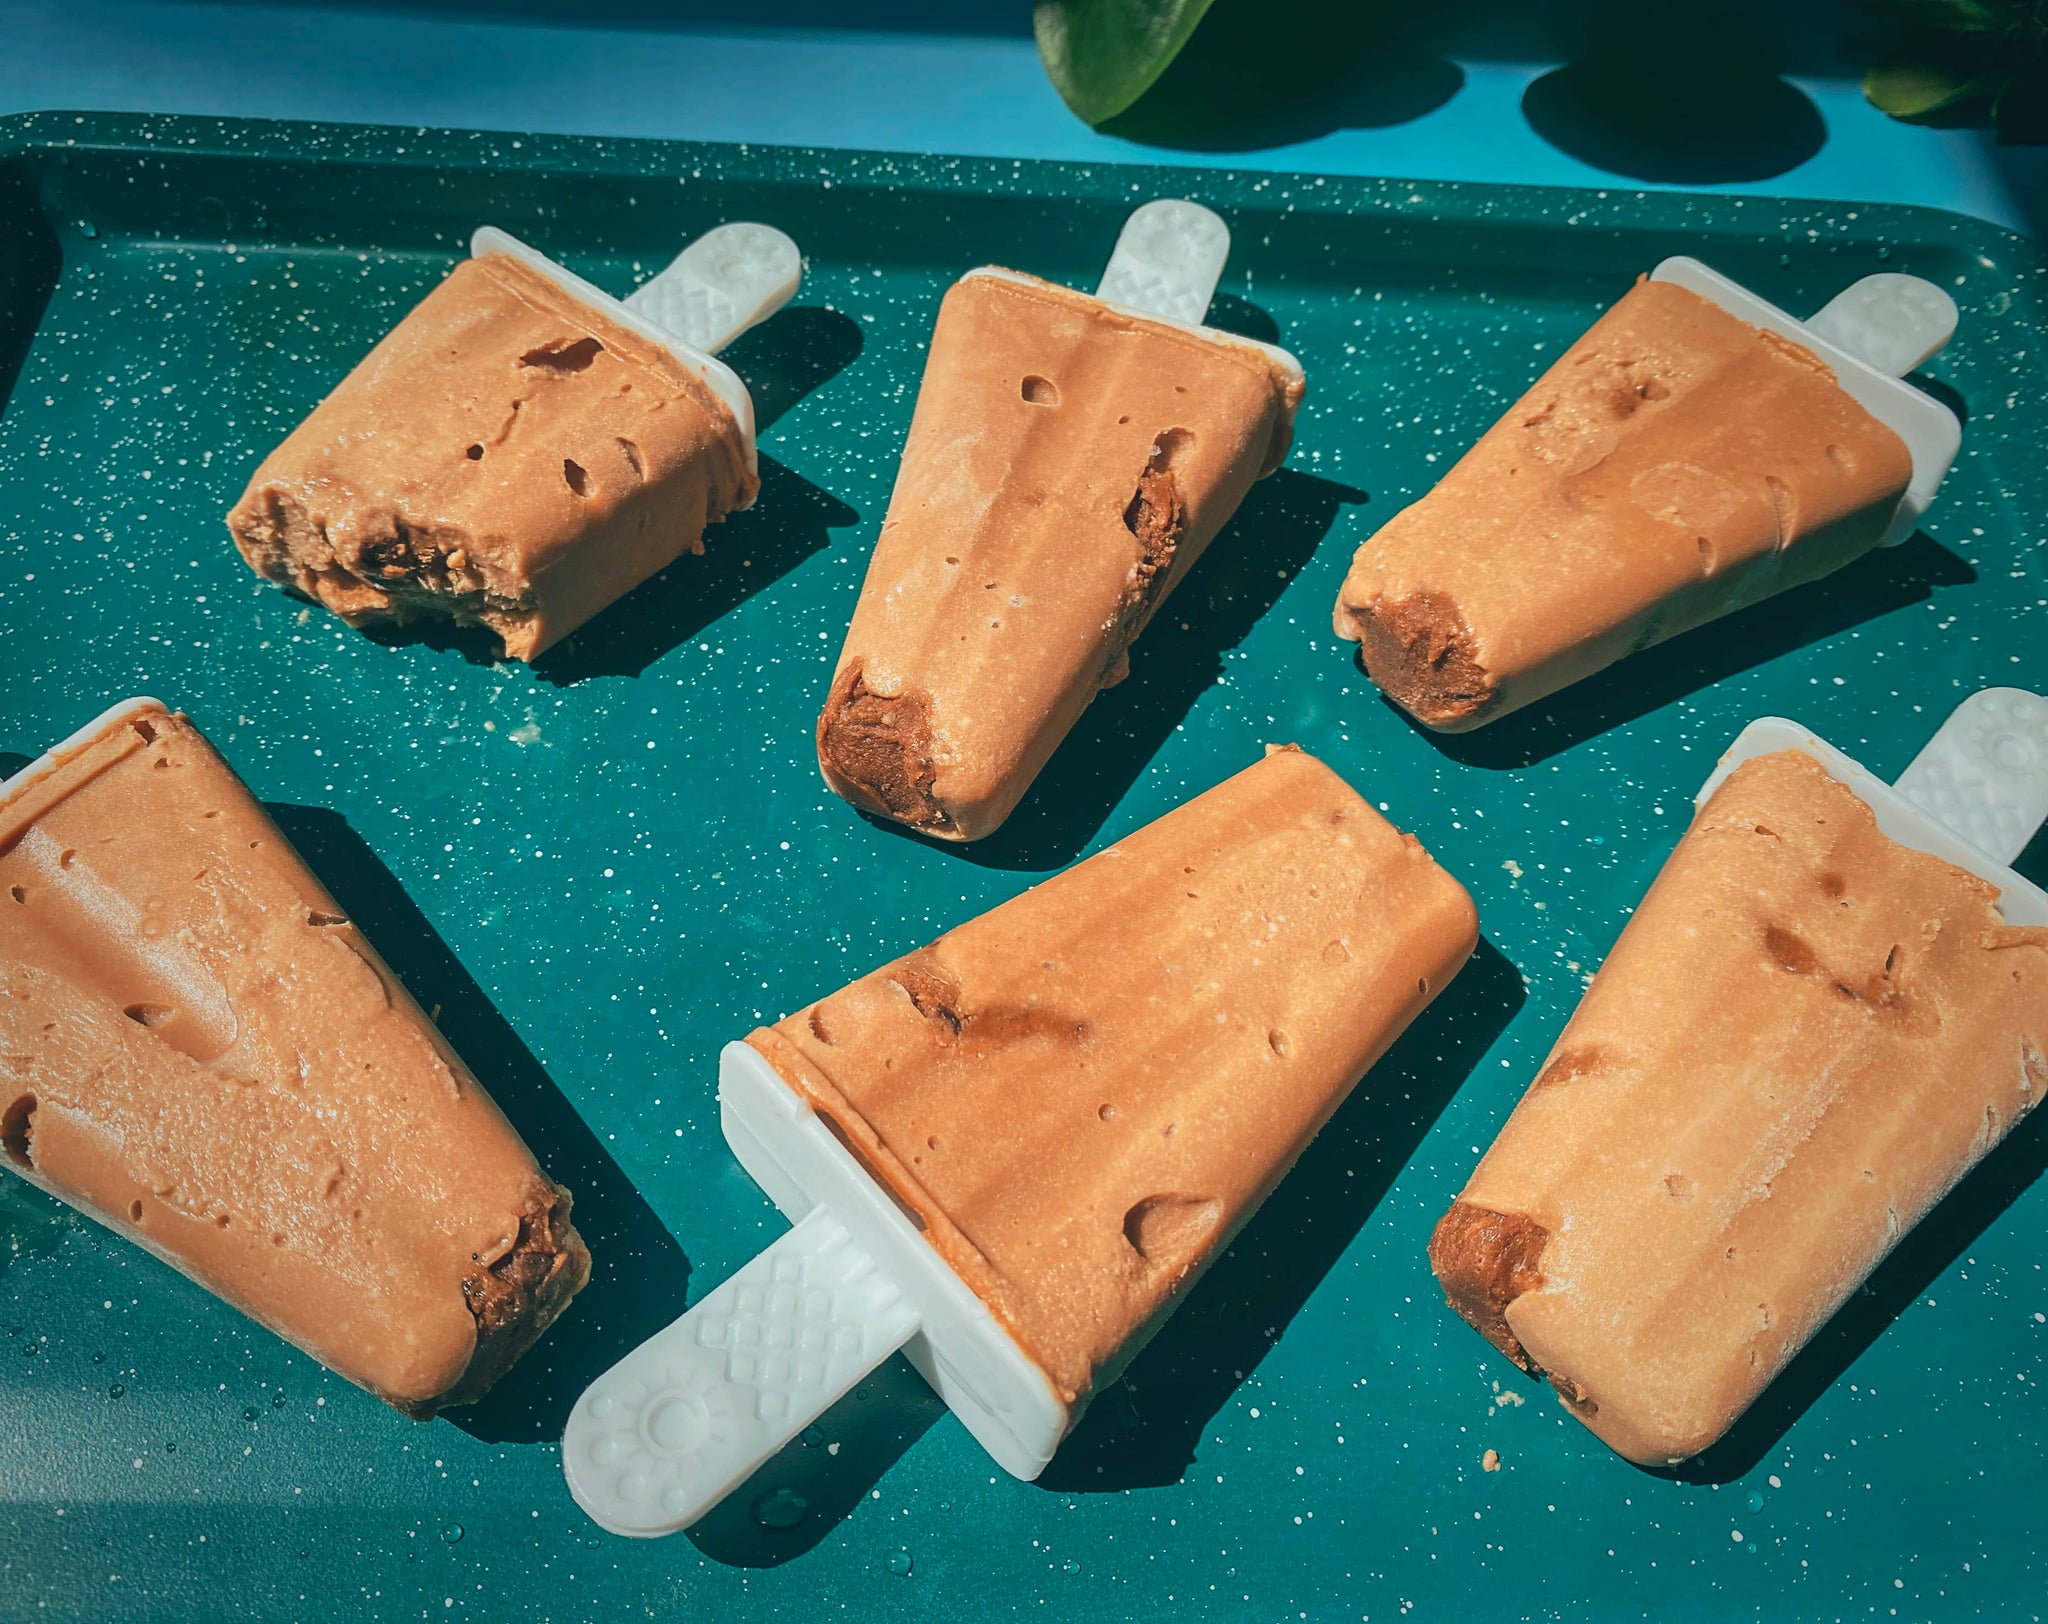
[750,746,1478,1408]
[818,270,1304,841]
[1333,278,1913,731]
[1429,749,2048,1464]
[0,706,590,1414]
[227,250,756,662]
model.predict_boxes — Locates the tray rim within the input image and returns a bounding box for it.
[0,101,2043,1614]
[0,106,2040,280]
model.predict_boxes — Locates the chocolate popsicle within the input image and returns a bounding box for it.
[0,702,589,1415]
[817,201,1305,840]
[755,745,1475,1406]
[1333,269,1948,731]
[567,745,1476,1535]
[228,224,798,661]
[1430,727,2048,1465]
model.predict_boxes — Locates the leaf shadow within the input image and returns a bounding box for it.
[893,465,1369,873]
[1101,0,1464,152]
[1409,531,1978,771]
[263,802,691,1445]
[1519,2,1826,184]
[1649,1107,2048,1486]
[1040,937,1526,1493]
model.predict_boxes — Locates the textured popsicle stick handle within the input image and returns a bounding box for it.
[622,222,803,356]
[1095,199,1230,326]
[563,1206,918,1537]
[1806,273,1957,379]
[1893,688,2048,866]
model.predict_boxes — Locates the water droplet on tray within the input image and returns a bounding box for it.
[799,1425,825,1448]
[1062,1558,1080,1574]
[108,1383,124,1399]
[441,1523,464,1544]
[1746,1490,1764,1512]
[886,1549,914,1577]
[750,1489,809,1530]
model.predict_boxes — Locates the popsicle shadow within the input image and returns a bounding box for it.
[263,803,692,1445]
[1406,531,1978,771]
[2016,820,2048,893]
[1041,936,1526,1493]
[534,453,860,684]
[0,164,60,424]
[929,466,1369,872]
[684,1354,946,1568]
[1652,1106,2048,1486]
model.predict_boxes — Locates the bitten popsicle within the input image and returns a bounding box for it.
[565,745,1476,1534]
[817,200,1305,840]
[228,222,801,661]
[1334,261,1962,731]
[1429,691,2048,1464]
[0,701,590,1415]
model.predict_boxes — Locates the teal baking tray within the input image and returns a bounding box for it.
[0,112,2043,1622]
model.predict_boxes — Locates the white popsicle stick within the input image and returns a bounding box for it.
[1650,257,1961,547]
[1094,198,1231,326]
[1699,690,2048,927]
[621,223,803,357]
[564,1042,1066,1539]
[1893,687,2048,866]
[563,1208,918,1538]
[1806,273,1958,381]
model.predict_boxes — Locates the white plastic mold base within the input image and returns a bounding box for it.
[0,697,168,806]
[561,1042,1064,1539]
[1699,688,2048,926]
[717,1041,1068,1475]
[1650,256,1960,545]
[469,222,802,483]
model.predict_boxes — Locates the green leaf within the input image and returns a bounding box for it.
[1862,61,1995,119]
[1034,0,1222,126]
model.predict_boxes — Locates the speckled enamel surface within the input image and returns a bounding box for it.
[0,112,2042,1620]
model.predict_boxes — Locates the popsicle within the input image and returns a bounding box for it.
[1334,262,1962,731]
[564,745,1476,1534]
[817,200,1306,840]
[227,222,802,661]
[0,700,590,1415]
[1429,690,2048,1464]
